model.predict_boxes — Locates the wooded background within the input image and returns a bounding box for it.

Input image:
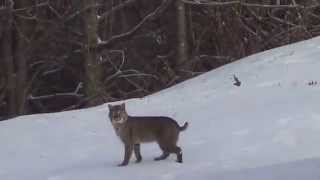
[0,0,319,120]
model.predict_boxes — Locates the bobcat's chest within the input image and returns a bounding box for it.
[111,117,127,136]
[112,123,130,142]
[113,125,125,136]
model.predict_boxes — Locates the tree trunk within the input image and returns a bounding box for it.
[104,0,115,40]
[13,0,35,115]
[82,0,104,105]
[2,0,15,117]
[176,0,189,73]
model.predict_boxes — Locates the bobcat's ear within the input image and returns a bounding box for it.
[108,104,113,110]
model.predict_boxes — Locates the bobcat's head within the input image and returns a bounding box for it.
[108,103,128,125]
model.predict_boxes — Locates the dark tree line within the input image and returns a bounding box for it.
[0,0,319,120]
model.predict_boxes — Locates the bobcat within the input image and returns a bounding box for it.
[108,103,188,166]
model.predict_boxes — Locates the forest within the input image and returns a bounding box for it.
[0,0,319,120]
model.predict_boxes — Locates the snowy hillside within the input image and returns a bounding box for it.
[1,36,320,180]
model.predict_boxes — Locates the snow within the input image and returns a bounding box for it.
[1,36,320,180]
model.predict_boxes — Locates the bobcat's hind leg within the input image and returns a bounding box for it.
[173,146,183,163]
[167,145,183,163]
[155,141,170,161]
[154,152,170,161]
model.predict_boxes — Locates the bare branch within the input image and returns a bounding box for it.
[47,4,63,19]
[94,0,174,52]
[58,0,174,63]
[181,0,318,9]
[28,80,84,103]
[109,50,126,70]
[65,3,105,22]
[74,82,83,94]
[98,0,137,23]
[103,70,122,84]
[62,95,98,111]
[100,49,159,90]
[28,93,84,101]
[14,1,49,12]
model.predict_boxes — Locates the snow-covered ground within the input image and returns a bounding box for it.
[1,37,320,180]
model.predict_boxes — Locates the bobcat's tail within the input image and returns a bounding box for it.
[179,122,189,131]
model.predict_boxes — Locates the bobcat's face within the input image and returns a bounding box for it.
[108,103,128,125]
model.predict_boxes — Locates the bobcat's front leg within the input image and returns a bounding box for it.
[134,144,142,163]
[118,144,133,166]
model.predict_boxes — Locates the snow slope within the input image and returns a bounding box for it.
[1,36,320,180]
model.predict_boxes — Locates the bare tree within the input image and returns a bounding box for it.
[2,0,14,117]
[14,0,35,115]
[176,0,189,73]
[81,0,104,105]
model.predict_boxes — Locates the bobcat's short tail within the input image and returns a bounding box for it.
[179,122,189,131]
